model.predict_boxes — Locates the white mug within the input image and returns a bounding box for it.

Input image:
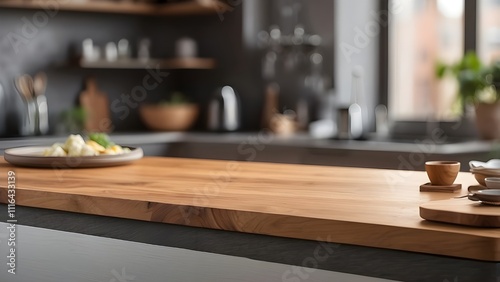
[175,37,197,58]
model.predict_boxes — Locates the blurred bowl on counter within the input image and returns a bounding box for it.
[469,159,500,186]
[471,170,500,186]
[139,104,198,131]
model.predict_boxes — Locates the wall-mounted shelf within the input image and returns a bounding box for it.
[0,0,232,16]
[79,57,216,69]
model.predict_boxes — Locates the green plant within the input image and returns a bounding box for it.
[159,92,191,105]
[59,106,87,133]
[435,51,489,107]
[484,61,500,96]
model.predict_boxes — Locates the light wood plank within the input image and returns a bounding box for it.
[0,157,499,261]
[420,198,500,227]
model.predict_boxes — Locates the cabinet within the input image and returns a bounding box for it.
[0,0,231,69]
[0,0,235,134]
[0,0,232,17]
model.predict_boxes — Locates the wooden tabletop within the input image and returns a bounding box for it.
[0,157,498,261]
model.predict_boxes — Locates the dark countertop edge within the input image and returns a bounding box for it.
[1,204,497,282]
[0,131,495,154]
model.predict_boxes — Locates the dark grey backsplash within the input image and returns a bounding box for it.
[0,1,333,137]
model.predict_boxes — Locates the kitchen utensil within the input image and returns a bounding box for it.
[208,86,240,131]
[261,83,279,129]
[336,104,363,140]
[420,198,500,227]
[425,161,460,186]
[336,67,365,140]
[14,75,36,136]
[33,72,49,135]
[16,74,34,101]
[454,194,473,199]
[79,77,112,133]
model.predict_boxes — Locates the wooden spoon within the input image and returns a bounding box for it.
[34,72,47,98]
[14,75,36,135]
[15,76,30,102]
[24,75,34,98]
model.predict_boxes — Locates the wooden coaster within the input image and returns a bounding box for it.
[420,183,462,193]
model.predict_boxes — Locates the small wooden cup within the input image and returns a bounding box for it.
[425,161,461,186]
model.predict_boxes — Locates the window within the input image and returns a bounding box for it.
[478,0,500,64]
[388,0,464,121]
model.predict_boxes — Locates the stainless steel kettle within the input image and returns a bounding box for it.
[208,86,240,131]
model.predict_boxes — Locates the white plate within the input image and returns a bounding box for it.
[468,189,500,204]
[4,146,143,168]
[469,159,500,170]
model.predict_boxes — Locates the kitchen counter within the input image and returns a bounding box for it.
[0,156,499,281]
[0,132,495,172]
[0,131,494,154]
[0,156,497,259]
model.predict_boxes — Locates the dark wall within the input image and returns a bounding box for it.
[0,0,333,137]
[0,9,154,136]
[0,7,245,137]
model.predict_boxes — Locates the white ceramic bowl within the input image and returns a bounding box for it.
[485,177,500,189]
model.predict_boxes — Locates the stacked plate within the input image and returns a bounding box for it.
[468,189,500,206]
[469,160,500,186]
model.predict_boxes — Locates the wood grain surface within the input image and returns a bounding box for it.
[0,156,499,261]
[420,198,500,227]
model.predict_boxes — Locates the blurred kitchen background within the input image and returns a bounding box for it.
[1,0,500,169]
[0,0,336,136]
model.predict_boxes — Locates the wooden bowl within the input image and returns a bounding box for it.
[473,171,500,186]
[474,173,488,186]
[425,161,460,186]
[139,104,198,131]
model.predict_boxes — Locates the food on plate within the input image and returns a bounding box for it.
[43,134,131,157]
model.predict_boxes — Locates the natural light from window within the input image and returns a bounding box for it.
[479,0,500,64]
[389,0,464,121]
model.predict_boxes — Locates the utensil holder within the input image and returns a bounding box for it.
[20,100,37,136]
